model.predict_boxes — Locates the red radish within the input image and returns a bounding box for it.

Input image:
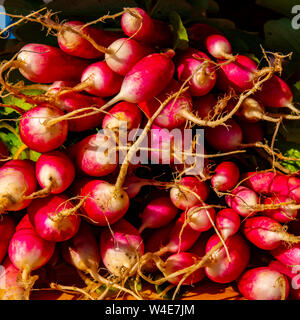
[192,94,218,120]
[204,233,250,283]
[205,34,233,60]
[170,176,209,210]
[205,118,243,152]
[74,133,118,177]
[15,212,35,232]
[80,61,123,97]
[27,194,81,242]
[225,186,259,217]
[176,48,216,96]
[0,160,37,213]
[217,55,258,93]
[35,151,75,195]
[271,242,300,266]
[17,43,90,83]
[80,180,129,226]
[263,195,298,223]
[102,101,142,131]
[0,140,9,166]
[164,252,205,285]
[100,219,144,276]
[0,258,26,300]
[211,161,240,192]
[242,216,300,250]
[187,23,222,49]
[0,216,15,263]
[216,208,240,240]
[57,20,121,59]
[189,231,211,257]
[158,212,202,254]
[67,177,93,198]
[138,196,178,233]
[187,205,216,232]
[105,38,153,75]
[235,97,266,123]
[237,267,289,300]
[240,120,264,143]
[121,7,172,47]
[19,104,68,153]
[48,80,78,92]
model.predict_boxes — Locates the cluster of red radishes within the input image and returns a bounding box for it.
[0,7,299,301]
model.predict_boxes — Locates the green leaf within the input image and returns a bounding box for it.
[280,148,300,173]
[169,11,189,50]
[256,0,299,18]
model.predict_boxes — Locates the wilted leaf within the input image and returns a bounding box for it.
[169,11,189,50]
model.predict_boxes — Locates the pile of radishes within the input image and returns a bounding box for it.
[0,7,299,301]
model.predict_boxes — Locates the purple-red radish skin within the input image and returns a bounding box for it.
[211,161,240,192]
[187,205,216,232]
[205,34,232,59]
[0,216,15,263]
[192,94,218,120]
[240,121,264,143]
[215,208,241,240]
[271,242,300,266]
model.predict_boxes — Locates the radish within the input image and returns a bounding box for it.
[235,97,266,123]
[17,43,90,83]
[138,196,178,233]
[57,20,121,59]
[211,161,240,192]
[271,242,300,266]
[217,55,258,93]
[102,101,142,131]
[80,180,129,226]
[105,38,153,76]
[263,195,298,223]
[187,205,216,232]
[164,252,205,285]
[27,194,81,242]
[0,216,15,263]
[100,219,144,277]
[240,120,264,143]
[74,133,118,177]
[0,160,37,214]
[205,118,243,152]
[237,267,289,300]
[205,34,233,60]
[170,176,209,211]
[19,104,68,153]
[176,48,216,96]
[225,186,259,217]
[204,233,250,283]
[0,258,26,300]
[242,216,300,250]
[192,94,218,120]
[121,7,172,47]
[34,151,75,196]
[0,140,9,166]
[215,208,240,240]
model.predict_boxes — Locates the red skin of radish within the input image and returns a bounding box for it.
[102,101,142,131]
[100,219,144,277]
[216,208,241,240]
[8,220,55,273]
[61,222,100,273]
[204,233,250,284]
[105,38,153,76]
[139,196,178,232]
[164,252,205,285]
[0,160,37,212]
[170,176,209,211]
[0,216,15,263]
[189,231,211,257]
[19,104,68,153]
[205,118,243,152]
[211,161,240,192]
[217,55,257,93]
[36,151,75,194]
[238,267,289,300]
[176,48,216,96]
[57,20,122,59]
[271,242,300,266]
[192,94,217,120]
[240,120,264,143]
[263,195,298,223]
[27,194,81,242]
[254,75,294,108]
[205,34,232,59]
[121,8,172,47]
[187,205,216,232]
[80,180,129,226]
[80,61,123,97]
[139,79,192,129]
[67,177,93,198]
[242,216,297,250]
[0,140,9,166]
[17,43,90,83]
[225,186,259,217]
[74,133,118,177]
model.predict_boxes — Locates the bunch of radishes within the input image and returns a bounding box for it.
[0,7,299,301]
